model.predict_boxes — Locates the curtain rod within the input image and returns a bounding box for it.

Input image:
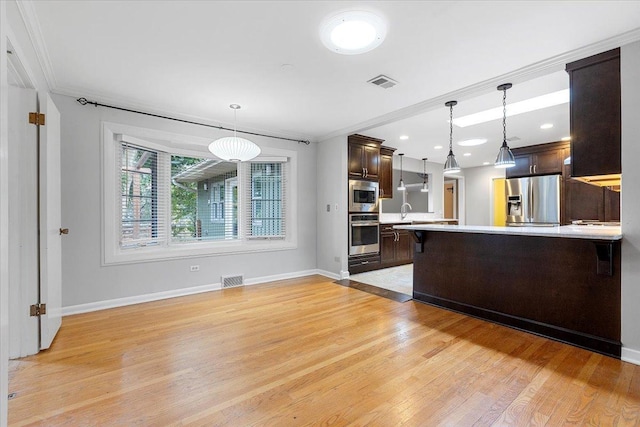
[76,97,311,145]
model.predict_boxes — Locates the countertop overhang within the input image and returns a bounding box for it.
[379,218,458,225]
[393,224,622,241]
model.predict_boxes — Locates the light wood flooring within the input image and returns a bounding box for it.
[8,275,640,426]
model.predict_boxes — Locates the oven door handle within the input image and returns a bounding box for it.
[351,222,379,227]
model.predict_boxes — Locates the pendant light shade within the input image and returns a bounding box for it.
[397,153,406,191]
[421,158,429,192]
[494,84,516,168]
[208,104,261,162]
[443,101,461,175]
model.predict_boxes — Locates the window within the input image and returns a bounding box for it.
[102,122,296,264]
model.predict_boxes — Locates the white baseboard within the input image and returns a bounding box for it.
[315,269,341,281]
[62,269,336,316]
[622,347,640,366]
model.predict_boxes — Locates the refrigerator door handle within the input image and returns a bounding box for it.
[529,180,534,222]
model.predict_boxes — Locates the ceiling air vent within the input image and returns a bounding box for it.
[367,75,398,89]
[507,136,521,142]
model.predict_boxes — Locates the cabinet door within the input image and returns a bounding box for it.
[380,233,396,263]
[506,154,532,178]
[348,143,365,178]
[567,49,621,177]
[396,231,413,262]
[363,145,380,179]
[533,149,563,175]
[379,153,393,198]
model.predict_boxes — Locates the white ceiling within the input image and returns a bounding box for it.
[22,1,640,167]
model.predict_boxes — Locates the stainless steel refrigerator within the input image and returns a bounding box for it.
[505,175,560,226]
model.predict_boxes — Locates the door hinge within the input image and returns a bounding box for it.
[30,303,47,317]
[28,112,46,126]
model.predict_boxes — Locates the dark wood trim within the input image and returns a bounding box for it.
[335,279,412,303]
[565,47,620,72]
[413,292,621,358]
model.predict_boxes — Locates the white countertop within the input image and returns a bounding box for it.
[393,224,622,241]
[379,216,458,224]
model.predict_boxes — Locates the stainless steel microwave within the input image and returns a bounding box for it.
[349,180,379,212]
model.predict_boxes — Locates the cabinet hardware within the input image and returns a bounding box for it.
[529,165,533,174]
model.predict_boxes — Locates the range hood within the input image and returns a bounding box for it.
[564,156,621,191]
[572,174,621,192]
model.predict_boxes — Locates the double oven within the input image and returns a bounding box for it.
[348,180,380,256]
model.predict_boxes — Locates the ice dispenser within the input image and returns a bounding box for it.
[507,195,522,217]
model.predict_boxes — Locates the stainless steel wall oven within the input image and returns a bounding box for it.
[349,213,380,255]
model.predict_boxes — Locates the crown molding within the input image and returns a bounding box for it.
[15,0,57,91]
[318,27,640,142]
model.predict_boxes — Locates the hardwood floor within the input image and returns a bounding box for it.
[8,275,640,426]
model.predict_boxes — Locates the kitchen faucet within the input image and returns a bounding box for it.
[400,202,412,220]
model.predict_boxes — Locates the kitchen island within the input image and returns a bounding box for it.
[394,224,622,357]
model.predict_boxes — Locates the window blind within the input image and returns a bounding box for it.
[119,143,167,249]
[244,161,287,239]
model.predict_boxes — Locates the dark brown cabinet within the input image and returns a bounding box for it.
[566,48,621,178]
[506,142,567,178]
[379,146,395,198]
[380,224,413,267]
[348,134,382,180]
[563,164,621,224]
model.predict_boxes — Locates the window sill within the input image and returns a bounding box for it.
[103,239,297,266]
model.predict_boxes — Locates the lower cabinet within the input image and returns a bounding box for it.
[380,224,413,267]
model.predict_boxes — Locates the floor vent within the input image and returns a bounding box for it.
[367,74,398,89]
[221,275,244,288]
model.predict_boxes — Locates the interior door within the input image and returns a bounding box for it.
[7,86,39,357]
[38,94,62,350]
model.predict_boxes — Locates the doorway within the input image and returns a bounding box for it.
[444,179,458,219]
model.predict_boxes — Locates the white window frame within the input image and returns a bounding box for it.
[101,121,297,265]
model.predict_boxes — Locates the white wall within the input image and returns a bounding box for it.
[621,41,640,363]
[463,165,506,226]
[54,94,317,308]
[315,135,348,278]
[1,1,10,423]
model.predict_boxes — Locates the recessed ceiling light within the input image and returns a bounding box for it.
[452,89,569,128]
[458,138,487,146]
[434,145,443,150]
[483,161,491,165]
[561,136,571,141]
[320,11,387,55]
[463,153,471,157]
[540,123,554,129]
[399,135,409,140]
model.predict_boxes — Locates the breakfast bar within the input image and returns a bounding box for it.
[394,224,622,357]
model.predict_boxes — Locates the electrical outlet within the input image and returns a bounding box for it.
[190,265,200,272]
[327,204,330,212]
[335,203,339,212]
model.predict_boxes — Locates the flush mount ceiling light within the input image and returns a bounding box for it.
[208,104,261,162]
[452,89,569,128]
[320,10,387,55]
[443,101,461,175]
[458,138,487,146]
[397,153,406,191]
[421,158,429,193]
[494,84,516,169]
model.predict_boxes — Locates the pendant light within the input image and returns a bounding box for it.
[421,158,429,192]
[494,83,516,168]
[208,104,261,162]
[443,101,460,174]
[397,153,406,191]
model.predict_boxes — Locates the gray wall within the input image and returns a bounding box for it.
[55,94,317,307]
[621,41,640,360]
[463,166,506,226]
[315,135,348,277]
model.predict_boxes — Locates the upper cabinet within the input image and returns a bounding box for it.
[506,141,569,179]
[566,48,621,180]
[348,134,383,180]
[379,146,395,198]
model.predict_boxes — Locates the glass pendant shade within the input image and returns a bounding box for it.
[494,141,515,168]
[397,153,406,191]
[443,100,460,175]
[444,150,460,174]
[208,136,261,162]
[208,104,261,162]
[494,83,516,168]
